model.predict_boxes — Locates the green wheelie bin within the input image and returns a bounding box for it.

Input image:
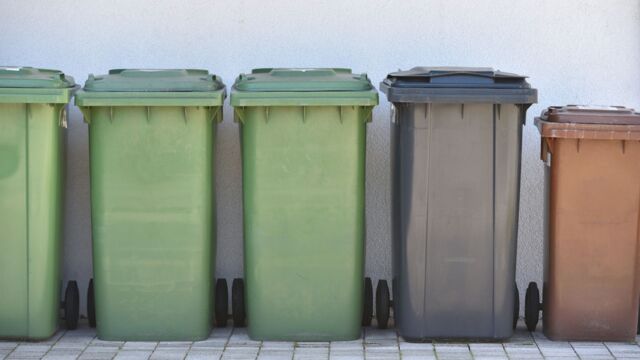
[75,69,225,341]
[231,68,378,341]
[0,67,79,339]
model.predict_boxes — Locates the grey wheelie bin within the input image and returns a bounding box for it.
[380,67,537,341]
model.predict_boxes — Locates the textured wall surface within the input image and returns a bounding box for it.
[0,0,638,316]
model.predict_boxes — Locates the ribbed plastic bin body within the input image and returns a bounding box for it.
[381,67,537,341]
[231,68,377,341]
[537,106,640,341]
[0,67,74,340]
[76,69,225,341]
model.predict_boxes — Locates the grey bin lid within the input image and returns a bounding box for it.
[380,67,537,104]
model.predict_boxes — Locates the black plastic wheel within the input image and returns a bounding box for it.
[525,282,541,332]
[362,277,373,327]
[64,280,80,330]
[376,279,391,329]
[87,278,96,328]
[513,283,520,330]
[215,279,228,327]
[232,278,246,327]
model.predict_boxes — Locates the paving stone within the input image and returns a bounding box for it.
[398,342,432,351]
[363,328,396,340]
[434,344,470,356]
[220,347,259,359]
[13,346,51,353]
[400,349,436,360]
[190,339,225,350]
[257,353,292,360]
[327,355,362,360]
[83,347,120,354]
[185,351,222,360]
[89,340,123,348]
[112,350,152,360]
[432,354,471,360]
[78,352,117,360]
[604,342,640,357]
[208,329,231,340]
[328,349,363,356]
[148,349,187,360]
[259,343,293,351]
[571,344,612,358]
[121,344,157,351]
[226,329,259,345]
[0,343,19,350]
[7,353,51,359]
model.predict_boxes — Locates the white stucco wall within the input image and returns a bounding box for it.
[1,0,639,317]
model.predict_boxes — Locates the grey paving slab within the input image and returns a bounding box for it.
[112,350,152,360]
[78,351,117,360]
[121,344,157,351]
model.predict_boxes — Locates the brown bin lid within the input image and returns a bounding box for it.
[536,105,640,140]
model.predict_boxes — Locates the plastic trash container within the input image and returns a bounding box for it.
[75,69,225,341]
[231,68,378,341]
[0,67,79,339]
[525,105,640,341]
[380,67,537,341]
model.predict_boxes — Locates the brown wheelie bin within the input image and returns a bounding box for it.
[525,105,640,341]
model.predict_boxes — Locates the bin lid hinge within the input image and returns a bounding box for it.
[264,107,270,123]
[109,107,114,123]
[302,106,306,123]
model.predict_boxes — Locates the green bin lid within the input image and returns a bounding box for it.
[231,68,378,107]
[0,66,76,104]
[75,69,226,107]
[380,67,537,104]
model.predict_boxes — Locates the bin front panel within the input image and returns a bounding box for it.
[242,106,366,341]
[392,103,521,340]
[0,103,63,339]
[89,106,215,341]
[543,138,640,341]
